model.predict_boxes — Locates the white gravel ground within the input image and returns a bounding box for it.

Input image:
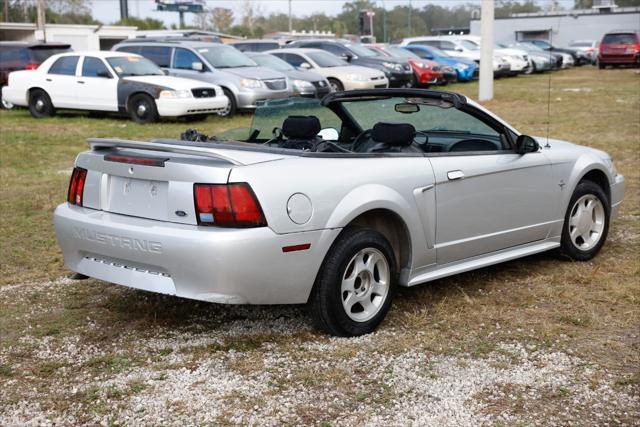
[1,279,638,426]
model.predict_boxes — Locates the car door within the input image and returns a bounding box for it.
[425,109,559,264]
[170,47,208,81]
[44,55,80,108]
[78,56,118,111]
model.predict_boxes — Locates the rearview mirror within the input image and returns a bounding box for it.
[192,62,204,72]
[395,103,420,114]
[298,62,312,70]
[317,127,339,140]
[516,135,539,154]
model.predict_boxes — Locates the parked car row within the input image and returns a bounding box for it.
[1,29,637,122]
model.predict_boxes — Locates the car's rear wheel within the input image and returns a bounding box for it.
[1,86,14,109]
[309,227,396,337]
[28,89,55,118]
[128,93,158,124]
[559,180,610,261]
[217,88,236,117]
[328,78,344,92]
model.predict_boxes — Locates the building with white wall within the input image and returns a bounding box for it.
[0,23,138,50]
[470,7,640,46]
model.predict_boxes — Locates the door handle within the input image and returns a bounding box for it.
[45,78,52,82]
[77,80,85,84]
[447,170,465,180]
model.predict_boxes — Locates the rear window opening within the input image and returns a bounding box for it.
[602,33,637,45]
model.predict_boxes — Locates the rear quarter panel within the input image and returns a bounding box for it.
[229,155,437,269]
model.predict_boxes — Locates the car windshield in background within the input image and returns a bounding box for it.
[426,46,450,57]
[385,47,418,59]
[196,45,257,68]
[250,54,294,71]
[520,42,545,52]
[602,33,636,44]
[29,47,71,62]
[569,41,593,47]
[307,51,348,67]
[345,43,378,57]
[106,56,163,77]
[460,40,479,50]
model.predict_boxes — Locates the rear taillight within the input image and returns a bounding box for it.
[25,63,39,70]
[67,167,87,206]
[194,183,266,228]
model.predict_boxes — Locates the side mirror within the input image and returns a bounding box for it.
[97,70,112,78]
[317,127,339,140]
[455,47,464,52]
[192,62,204,72]
[516,135,539,154]
[426,54,434,60]
[298,62,312,70]
[341,53,353,62]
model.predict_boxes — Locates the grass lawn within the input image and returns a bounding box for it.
[0,67,638,425]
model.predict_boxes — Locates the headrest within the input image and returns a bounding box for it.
[371,122,416,146]
[282,115,321,140]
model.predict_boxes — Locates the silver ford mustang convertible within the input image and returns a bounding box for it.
[54,89,624,336]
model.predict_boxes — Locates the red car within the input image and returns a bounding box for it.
[0,42,71,109]
[365,44,444,87]
[598,30,640,69]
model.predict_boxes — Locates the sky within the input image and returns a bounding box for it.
[91,0,578,28]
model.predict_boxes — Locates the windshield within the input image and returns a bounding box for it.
[424,46,450,57]
[345,43,378,57]
[460,40,479,50]
[196,45,257,68]
[249,53,293,71]
[385,47,418,59]
[307,51,347,67]
[520,42,544,52]
[106,56,163,77]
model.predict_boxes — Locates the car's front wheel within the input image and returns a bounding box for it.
[217,88,236,117]
[309,227,396,337]
[328,78,344,92]
[28,89,55,118]
[559,180,610,261]
[128,93,158,124]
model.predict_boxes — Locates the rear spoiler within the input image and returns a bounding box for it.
[88,138,246,166]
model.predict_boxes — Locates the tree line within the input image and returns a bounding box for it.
[4,0,640,41]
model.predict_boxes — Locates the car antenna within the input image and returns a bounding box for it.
[544,28,553,149]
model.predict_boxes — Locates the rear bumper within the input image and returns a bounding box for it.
[2,85,27,106]
[54,203,341,304]
[611,174,625,219]
[156,95,228,117]
[599,54,640,64]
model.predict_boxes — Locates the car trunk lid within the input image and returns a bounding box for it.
[76,138,288,225]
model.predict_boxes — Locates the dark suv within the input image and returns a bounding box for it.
[0,42,71,109]
[287,39,413,87]
[598,30,640,69]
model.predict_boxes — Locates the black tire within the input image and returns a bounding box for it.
[559,180,610,261]
[128,93,158,124]
[525,62,536,75]
[1,86,14,109]
[598,61,605,69]
[28,89,55,118]
[309,227,397,337]
[328,78,344,92]
[217,88,236,117]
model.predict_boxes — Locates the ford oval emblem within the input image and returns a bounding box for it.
[175,210,187,217]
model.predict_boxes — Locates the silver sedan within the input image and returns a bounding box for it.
[54,89,624,337]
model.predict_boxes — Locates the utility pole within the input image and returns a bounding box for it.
[478,0,494,101]
[119,0,129,20]
[288,0,292,33]
[382,0,387,43]
[4,0,9,23]
[407,0,412,38]
[36,0,46,42]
